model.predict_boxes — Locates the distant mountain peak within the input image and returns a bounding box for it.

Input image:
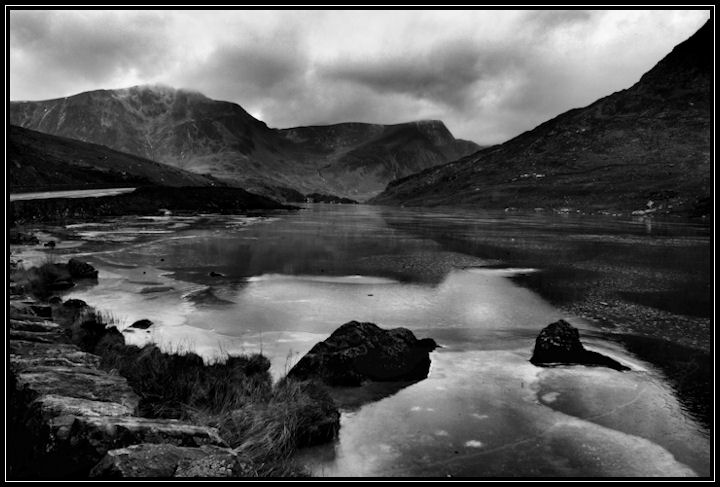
[412,119,447,127]
[371,19,712,216]
[114,83,208,99]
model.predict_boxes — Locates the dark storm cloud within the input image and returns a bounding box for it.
[320,40,523,111]
[177,28,309,106]
[9,10,711,144]
[522,9,598,30]
[316,10,602,119]
[10,10,172,98]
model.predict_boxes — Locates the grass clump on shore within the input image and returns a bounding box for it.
[10,255,340,477]
[214,378,339,473]
[56,307,338,477]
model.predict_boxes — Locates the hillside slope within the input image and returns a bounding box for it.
[9,125,221,192]
[371,20,712,216]
[10,87,479,200]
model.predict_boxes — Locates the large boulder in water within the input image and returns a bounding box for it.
[287,321,438,386]
[530,320,629,371]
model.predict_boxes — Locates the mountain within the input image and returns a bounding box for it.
[10,86,479,201]
[8,125,221,192]
[276,121,479,198]
[371,20,712,216]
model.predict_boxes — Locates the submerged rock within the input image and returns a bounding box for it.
[68,258,99,279]
[288,321,438,386]
[530,320,629,371]
[62,298,88,309]
[185,288,235,307]
[129,319,153,330]
[140,286,174,294]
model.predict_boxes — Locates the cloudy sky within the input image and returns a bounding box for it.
[9,9,710,145]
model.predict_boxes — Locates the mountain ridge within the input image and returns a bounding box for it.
[370,19,712,216]
[10,86,480,200]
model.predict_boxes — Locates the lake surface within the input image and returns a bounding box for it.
[11,204,711,477]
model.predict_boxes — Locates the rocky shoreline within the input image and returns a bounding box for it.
[8,299,243,478]
[8,255,439,479]
[9,186,295,226]
[8,255,329,478]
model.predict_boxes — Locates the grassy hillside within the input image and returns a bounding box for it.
[9,125,223,193]
[371,20,712,217]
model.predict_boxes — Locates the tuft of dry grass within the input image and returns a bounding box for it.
[215,379,339,470]
[54,306,339,477]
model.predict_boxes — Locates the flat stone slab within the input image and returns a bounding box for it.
[63,416,228,449]
[10,329,69,344]
[10,319,63,333]
[14,366,140,411]
[31,415,229,477]
[9,311,54,322]
[8,313,247,479]
[10,340,102,370]
[31,394,136,419]
[90,444,246,478]
[11,354,102,371]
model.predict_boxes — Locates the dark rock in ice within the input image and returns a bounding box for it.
[140,286,174,294]
[62,298,88,309]
[185,288,234,307]
[288,321,438,386]
[208,271,225,277]
[68,258,99,279]
[530,319,629,371]
[129,319,154,330]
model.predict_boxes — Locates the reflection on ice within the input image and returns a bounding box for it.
[247,274,399,285]
[65,266,562,376]
[298,349,705,477]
